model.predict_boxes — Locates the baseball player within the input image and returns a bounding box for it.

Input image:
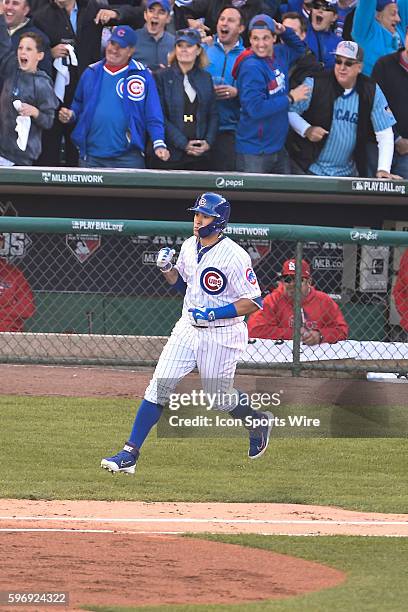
[101,192,274,474]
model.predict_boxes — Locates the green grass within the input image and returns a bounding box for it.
[0,395,407,511]
[81,535,408,612]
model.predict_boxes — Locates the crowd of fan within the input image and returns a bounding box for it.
[0,0,407,178]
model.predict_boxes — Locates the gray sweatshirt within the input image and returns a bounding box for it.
[0,15,58,165]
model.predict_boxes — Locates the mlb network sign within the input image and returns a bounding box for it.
[41,171,104,185]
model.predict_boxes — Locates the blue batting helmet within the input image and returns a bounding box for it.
[188,192,231,238]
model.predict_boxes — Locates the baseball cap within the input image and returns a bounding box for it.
[281,259,311,278]
[248,14,276,33]
[147,0,171,12]
[109,26,137,49]
[175,28,202,46]
[333,40,364,62]
[376,0,397,11]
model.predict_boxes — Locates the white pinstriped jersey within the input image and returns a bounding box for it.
[144,233,261,408]
[175,235,261,327]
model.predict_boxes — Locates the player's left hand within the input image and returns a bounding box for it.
[189,307,216,323]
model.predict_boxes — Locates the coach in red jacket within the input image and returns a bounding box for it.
[0,257,35,332]
[393,248,408,333]
[248,258,348,345]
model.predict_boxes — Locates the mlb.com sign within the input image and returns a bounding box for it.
[215,177,244,189]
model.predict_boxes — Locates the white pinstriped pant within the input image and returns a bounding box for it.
[144,317,248,410]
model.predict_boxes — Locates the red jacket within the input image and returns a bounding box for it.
[393,249,408,331]
[248,284,349,343]
[0,259,35,332]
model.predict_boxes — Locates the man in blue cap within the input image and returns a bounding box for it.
[133,0,175,71]
[352,0,407,75]
[233,13,309,173]
[59,25,169,168]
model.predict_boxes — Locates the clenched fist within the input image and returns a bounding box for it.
[156,247,175,272]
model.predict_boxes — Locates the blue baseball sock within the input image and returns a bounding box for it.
[229,393,262,430]
[128,399,163,450]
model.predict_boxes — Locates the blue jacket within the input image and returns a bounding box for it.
[352,0,407,76]
[154,62,218,161]
[305,25,342,69]
[70,58,166,158]
[234,28,306,155]
[204,36,245,132]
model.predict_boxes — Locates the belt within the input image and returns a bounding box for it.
[192,324,228,329]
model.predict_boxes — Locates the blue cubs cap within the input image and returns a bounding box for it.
[376,0,396,10]
[109,26,137,48]
[248,14,276,33]
[175,28,202,46]
[147,0,171,12]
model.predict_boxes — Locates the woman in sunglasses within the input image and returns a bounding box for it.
[152,28,218,169]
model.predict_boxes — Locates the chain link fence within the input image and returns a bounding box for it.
[0,217,408,376]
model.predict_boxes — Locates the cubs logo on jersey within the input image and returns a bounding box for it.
[200,267,227,295]
[246,267,257,285]
[116,76,146,101]
[268,69,285,96]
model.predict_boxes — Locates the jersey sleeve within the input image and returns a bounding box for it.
[229,249,262,302]
[370,84,396,132]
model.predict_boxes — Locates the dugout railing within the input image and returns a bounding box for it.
[0,215,408,377]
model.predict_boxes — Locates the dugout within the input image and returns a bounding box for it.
[1,168,408,344]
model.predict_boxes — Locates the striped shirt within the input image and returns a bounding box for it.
[291,77,396,176]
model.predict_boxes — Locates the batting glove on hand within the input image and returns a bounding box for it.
[189,307,216,323]
[156,247,175,272]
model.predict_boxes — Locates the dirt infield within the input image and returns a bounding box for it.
[1,364,408,610]
[0,527,345,611]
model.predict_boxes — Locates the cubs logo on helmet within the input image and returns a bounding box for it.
[200,267,227,295]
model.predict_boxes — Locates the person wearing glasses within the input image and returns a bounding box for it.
[287,40,400,178]
[247,258,349,345]
[152,27,218,169]
[305,0,342,69]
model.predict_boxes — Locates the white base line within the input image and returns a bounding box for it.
[0,517,407,526]
[0,528,116,533]
[0,528,407,538]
